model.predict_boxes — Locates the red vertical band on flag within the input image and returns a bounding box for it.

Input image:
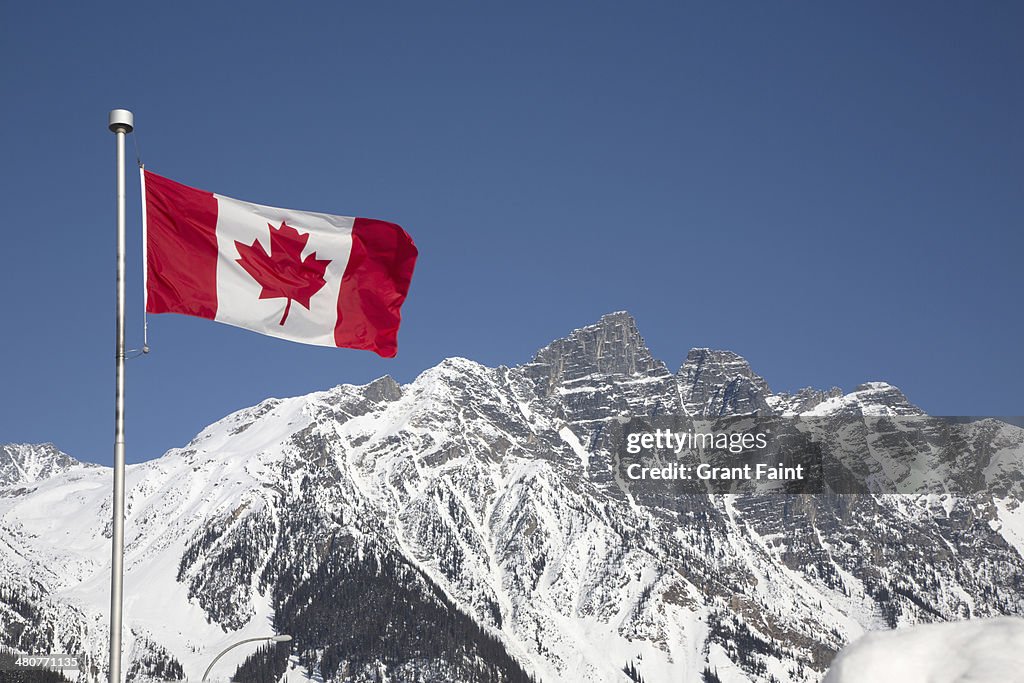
[336,218,418,358]
[144,171,219,319]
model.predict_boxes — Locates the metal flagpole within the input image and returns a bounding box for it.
[107,108,134,683]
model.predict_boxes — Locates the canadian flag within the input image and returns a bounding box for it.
[142,170,417,357]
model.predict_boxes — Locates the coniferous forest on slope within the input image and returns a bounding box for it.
[232,541,538,683]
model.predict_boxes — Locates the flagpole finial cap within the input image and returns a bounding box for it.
[108,109,134,133]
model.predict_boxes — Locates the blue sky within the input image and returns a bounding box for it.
[1,2,1021,466]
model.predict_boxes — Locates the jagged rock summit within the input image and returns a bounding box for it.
[526,311,668,390]
[677,348,773,416]
[0,442,90,488]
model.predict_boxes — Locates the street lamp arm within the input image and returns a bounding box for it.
[201,636,290,682]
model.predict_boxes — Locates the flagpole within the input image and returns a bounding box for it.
[107,108,133,683]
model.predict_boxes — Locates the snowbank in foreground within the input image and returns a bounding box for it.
[823,617,1024,683]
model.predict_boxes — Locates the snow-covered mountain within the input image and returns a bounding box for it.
[2,311,1023,683]
[0,443,94,488]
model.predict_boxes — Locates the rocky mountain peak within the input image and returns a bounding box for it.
[794,381,924,417]
[767,386,845,415]
[676,348,773,416]
[523,311,669,397]
[362,375,402,404]
[848,382,923,415]
[0,443,86,488]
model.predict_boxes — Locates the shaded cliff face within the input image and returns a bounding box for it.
[677,348,773,417]
[1,311,1022,683]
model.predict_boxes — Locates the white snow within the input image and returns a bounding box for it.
[993,499,1024,560]
[558,426,590,471]
[823,617,1024,683]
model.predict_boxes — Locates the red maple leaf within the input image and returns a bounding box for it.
[235,222,332,325]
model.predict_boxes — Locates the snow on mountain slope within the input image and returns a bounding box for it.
[1,311,1022,683]
[1,395,324,679]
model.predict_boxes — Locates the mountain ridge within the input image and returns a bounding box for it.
[1,310,1022,683]
[0,442,93,488]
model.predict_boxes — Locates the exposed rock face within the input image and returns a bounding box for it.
[1,312,1021,683]
[526,311,669,392]
[677,348,773,416]
[0,442,90,488]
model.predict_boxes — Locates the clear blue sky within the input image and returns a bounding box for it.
[1,2,1021,466]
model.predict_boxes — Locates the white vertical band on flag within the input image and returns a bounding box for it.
[212,194,356,347]
[139,167,149,348]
